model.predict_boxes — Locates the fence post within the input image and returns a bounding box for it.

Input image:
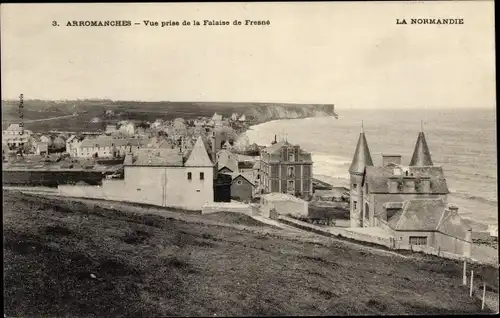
[482,282,486,310]
[463,260,467,285]
[469,270,474,297]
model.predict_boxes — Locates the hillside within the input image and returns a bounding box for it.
[4,190,494,316]
[1,100,338,132]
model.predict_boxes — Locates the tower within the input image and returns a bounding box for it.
[409,122,433,166]
[348,122,373,228]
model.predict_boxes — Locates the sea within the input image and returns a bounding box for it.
[245,108,497,232]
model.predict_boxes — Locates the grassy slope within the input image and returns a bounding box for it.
[3,190,491,316]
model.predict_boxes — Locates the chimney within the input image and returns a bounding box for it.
[403,178,416,193]
[382,154,402,167]
[271,135,277,145]
[419,177,431,193]
[388,177,400,193]
[211,132,216,161]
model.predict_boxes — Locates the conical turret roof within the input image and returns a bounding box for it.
[409,132,433,166]
[349,131,373,174]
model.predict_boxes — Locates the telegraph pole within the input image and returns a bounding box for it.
[18,94,24,157]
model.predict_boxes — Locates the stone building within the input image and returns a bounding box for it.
[2,124,32,148]
[349,127,450,228]
[76,136,147,158]
[255,138,313,198]
[59,136,215,210]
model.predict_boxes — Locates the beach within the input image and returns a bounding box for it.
[245,108,497,233]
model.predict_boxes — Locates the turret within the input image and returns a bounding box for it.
[349,122,374,228]
[409,122,433,166]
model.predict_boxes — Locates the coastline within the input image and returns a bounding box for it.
[244,115,498,235]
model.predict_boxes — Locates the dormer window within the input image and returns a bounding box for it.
[288,148,295,162]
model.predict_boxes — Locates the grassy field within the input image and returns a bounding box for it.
[2,99,336,132]
[3,190,494,316]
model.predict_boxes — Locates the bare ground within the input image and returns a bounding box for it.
[3,190,494,316]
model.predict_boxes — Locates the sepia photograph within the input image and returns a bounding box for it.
[1,1,498,316]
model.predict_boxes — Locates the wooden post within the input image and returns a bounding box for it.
[482,282,486,310]
[463,260,467,285]
[470,270,474,297]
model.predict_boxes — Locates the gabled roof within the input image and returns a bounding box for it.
[263,140,290,154]
[349,132,373,174]
[184,136,214,167]
[5,124,22,131]
[218,155,238,173]
[409,132,434,166]
[387,198,470,237]
[388,198,445,231]
[229,172,255,186]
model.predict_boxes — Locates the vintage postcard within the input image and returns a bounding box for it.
[2,1,497,316]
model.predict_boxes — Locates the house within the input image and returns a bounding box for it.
[40,135,51,143]
[381,198,472,256]
[35,142,48,156]
[256,137,313,198]
[2,124,32,148]
[105,124,117,134]
[231,113,239,121]
[59,136,215,210]
[76,136,146,158]
[238,114,246,122]
[227,171,255,201]
[217,149,239,174]
[118,121,135,136]
[212,112,223,122]
[66,135,83,157]
[349,126,449,228]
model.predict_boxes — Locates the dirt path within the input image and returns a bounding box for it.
[22,114,78,123]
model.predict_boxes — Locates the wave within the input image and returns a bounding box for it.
[450,191,498,206]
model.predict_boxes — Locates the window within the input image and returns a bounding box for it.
[353,183,357,190]
[200,172,204,180]
[409,236,427,246]
[353,201,357,210]
[288,148,295,162]
[287,166,295,178]
[237,180,242,185]
[187,172,192,180]
[287,180,295,191]
[257,175,260,180]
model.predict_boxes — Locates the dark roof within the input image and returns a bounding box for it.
[263,140,290,154]
[230,172,255,186]
[409,132,434,166]
[349,132,374,174]
[388,198,471,237]
[80,136,146,148]
[363,165,449,194]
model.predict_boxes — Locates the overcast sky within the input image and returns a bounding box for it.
[1,2,495,109]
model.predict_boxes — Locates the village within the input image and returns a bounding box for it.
[3,109,498,265]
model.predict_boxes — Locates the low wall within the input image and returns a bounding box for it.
[3,170,103,187]
[201,202,255,215]
[278,215,393,249]
[277,215,495,265]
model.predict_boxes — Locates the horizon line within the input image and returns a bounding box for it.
[0,99,495,109]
